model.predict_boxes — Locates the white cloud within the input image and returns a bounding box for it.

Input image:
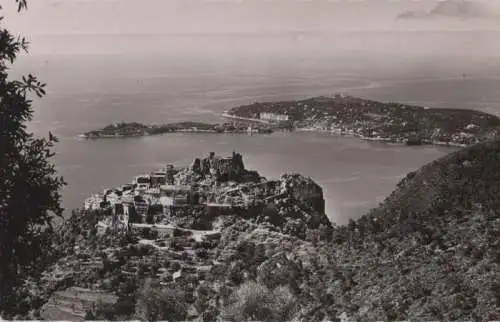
[3,0,500,36]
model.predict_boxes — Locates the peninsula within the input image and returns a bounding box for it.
[224,94,500,147]
[79,121,273,139]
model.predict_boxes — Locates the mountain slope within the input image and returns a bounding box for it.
[367,138,500,230]
[324,138,500,320]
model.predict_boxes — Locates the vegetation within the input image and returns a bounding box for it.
[0,0,65,315]
[222,281,297,322]
[313,139,500,321]
[135,278,187,321]
[84,121,273,138]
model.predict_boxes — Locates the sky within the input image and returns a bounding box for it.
[3,0,500,36]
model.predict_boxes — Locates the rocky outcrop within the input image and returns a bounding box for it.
[256,252,302,291]
[279,173,325,215]
[178,152,260,185]
[26,153,332,321]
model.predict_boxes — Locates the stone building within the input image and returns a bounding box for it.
[259,112,290,122]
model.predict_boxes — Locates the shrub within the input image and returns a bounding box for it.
[194,285,213,312]
[173,228,189,237]
[491,282,500,306]
[194,240,215,249]
[171,261,181,271]
[135,278,187,321]
[222,281,297,322]
[180,251,190,261]
[196,248,209,259]
[113,296,135,318]
[170,240,184,252]
[138,244,154,256]
[140,228,153,240]
[202,308,219,322]
[228,262,245,285]
[92,302,117,321]
[84,309,96,320]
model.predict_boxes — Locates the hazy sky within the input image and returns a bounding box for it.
[3,0,500,35]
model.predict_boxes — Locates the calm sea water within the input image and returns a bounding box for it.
[12,33,500,224]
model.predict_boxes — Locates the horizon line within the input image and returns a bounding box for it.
[20,28,500,37]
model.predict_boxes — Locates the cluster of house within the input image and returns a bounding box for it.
[84,152,301,232]
[259,112,290,123]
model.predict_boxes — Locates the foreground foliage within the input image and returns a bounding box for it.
[0,0,65,315]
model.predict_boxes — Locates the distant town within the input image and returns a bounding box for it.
[225,94,500,147]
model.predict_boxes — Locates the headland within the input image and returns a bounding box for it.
[79,121,273,139]
[224,94,500,147]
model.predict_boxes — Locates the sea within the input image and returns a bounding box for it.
[11,32,500,225]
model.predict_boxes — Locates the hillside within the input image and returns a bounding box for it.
[4,143,500,321]
[2,154,334,321]
[226,95,500,146]
[322,138,500,320]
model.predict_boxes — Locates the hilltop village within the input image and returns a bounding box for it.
[84,152,327,238]
[225,94,500,147]
[32,153,331,320]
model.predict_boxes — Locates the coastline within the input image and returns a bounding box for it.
[80,113,470,149]
[78,120,273,139]
[221,112,270,124]
[294,126,467,148]
[79,96,484,149]
[223,112,468,148]
[221,95,500,148]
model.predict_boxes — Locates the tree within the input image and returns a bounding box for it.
[135,278,187,321]
[84,309,96,321]
[222,281,297,322]
[0,0,65,311]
